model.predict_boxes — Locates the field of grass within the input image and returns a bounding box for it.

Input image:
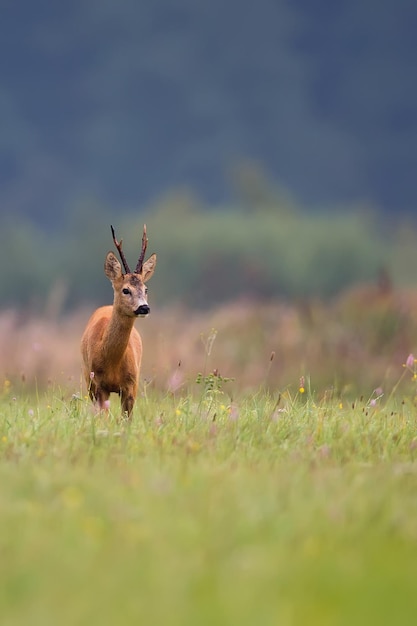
[5,203,417,623]
[1,367,417,625]
[2,290,417,625]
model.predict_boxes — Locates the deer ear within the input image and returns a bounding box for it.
[142,254,156,282]
[105,252,123,281]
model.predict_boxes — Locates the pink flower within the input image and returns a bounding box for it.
[318,444,331,458]
[406,354,414,369]
[167,369,184,393]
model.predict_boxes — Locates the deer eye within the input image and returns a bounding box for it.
[122,288,131,295]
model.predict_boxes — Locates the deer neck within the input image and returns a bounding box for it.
[102,307,135,363]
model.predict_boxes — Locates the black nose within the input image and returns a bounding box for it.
[135,304,150,316]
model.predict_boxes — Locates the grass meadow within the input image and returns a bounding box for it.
[2,289,417,625]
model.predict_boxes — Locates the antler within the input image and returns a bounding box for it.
[110,225,131,274]
[135,224,148,274]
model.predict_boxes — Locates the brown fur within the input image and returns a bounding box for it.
[81,250,156,417]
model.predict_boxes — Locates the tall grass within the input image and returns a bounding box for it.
[2,285,417,397]
[1,379,417,625]
[2,199,417,622]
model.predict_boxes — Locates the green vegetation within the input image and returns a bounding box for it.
[1,375,417,624]
[3,182,417,622]
[2,200,417,310]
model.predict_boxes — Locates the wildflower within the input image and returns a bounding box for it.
[209,423,218,437]
[229,404,239,421]
[271,408,285,422]
[154,415,164,427]
[368,388,384,408]
[61,486,84,510]
[186,440,201,453]
[28,409,34,417]
[167,369,184,394]
[318,444,331,459]
[201,329,217,357]
[404,354,417,380]
[299,375,305,394]
[406,354,415,369]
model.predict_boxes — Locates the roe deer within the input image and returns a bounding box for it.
[81,225,156,417]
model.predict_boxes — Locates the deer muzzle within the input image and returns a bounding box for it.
[134,304,150,317]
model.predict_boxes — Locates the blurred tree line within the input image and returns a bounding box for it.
[1,185,417,313]
[1,0,416,226]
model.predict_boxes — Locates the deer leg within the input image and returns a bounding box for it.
[85,372,96,403]
[120,389,135,418]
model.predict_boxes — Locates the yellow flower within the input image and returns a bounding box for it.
[299,387,305,394]
[186,440,201,453]
[61,486,84,510]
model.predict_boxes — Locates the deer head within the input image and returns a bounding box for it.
[107,224,157,318]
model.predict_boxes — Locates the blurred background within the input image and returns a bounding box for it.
[1,0,417,396]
